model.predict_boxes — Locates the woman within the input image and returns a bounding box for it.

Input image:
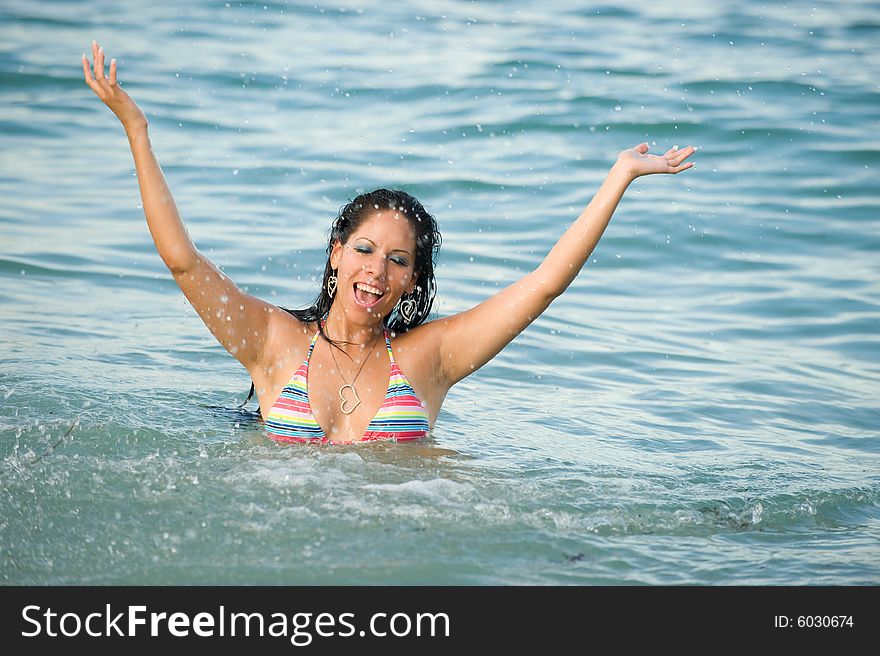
[82,41,696,445]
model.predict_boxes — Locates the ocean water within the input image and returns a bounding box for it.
[1,0,878,585]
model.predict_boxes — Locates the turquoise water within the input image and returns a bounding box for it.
[1,0,878,584]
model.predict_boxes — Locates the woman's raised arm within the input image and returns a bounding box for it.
[82,41,286,372]
[423,143,696,387]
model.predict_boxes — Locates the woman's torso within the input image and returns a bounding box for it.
[252,313,448,442]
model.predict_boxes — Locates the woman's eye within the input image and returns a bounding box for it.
[353,245,406,266]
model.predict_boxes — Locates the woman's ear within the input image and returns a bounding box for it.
[329,240,343,270]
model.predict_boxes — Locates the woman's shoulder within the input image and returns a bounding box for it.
[264,308,317,362]
[390,318,448,366]
[392,317,439,344]
[393,315,455,345]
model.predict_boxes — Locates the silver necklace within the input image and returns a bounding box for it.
[326,330,381,415]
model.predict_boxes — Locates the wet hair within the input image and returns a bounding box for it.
[240,188,441,413]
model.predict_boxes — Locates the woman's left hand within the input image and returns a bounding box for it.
[615,143,696,179]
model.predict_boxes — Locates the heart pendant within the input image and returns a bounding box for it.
[327,275,337,298]
[399,298,417,323]
[339,384,361,415]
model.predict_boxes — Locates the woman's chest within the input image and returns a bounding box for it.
[305,349,392,441]
[259,325,446,438]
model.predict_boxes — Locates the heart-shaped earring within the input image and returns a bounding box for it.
[327,273,337,299]
[399,296,417,323]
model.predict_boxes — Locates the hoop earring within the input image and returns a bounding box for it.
[327,271,337,299]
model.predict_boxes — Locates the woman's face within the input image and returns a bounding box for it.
[329,210,418,321]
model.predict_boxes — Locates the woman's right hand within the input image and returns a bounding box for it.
[82,40,147,132]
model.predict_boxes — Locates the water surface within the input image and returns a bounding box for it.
[1,0,878,584]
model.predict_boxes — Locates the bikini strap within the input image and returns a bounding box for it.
[307,322,322,359]
[384,328,395,364]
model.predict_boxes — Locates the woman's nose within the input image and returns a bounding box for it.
[363,253,387,279]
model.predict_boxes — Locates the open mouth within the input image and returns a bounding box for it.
[353,282,385,308]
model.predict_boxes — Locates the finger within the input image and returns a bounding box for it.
[635,142,649,154]
[82,53,95,84]
[109,58,117,86]
[671,162,695,174]
[663,145,678,157]
[96,45,105,80]
[668,146,696,166]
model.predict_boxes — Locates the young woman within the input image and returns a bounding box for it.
[82,40,696,445]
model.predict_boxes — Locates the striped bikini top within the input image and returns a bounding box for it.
[265,326,431,444]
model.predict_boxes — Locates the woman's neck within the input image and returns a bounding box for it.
[323,307,383,347]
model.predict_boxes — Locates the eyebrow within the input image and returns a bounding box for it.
[355,237,413,257]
